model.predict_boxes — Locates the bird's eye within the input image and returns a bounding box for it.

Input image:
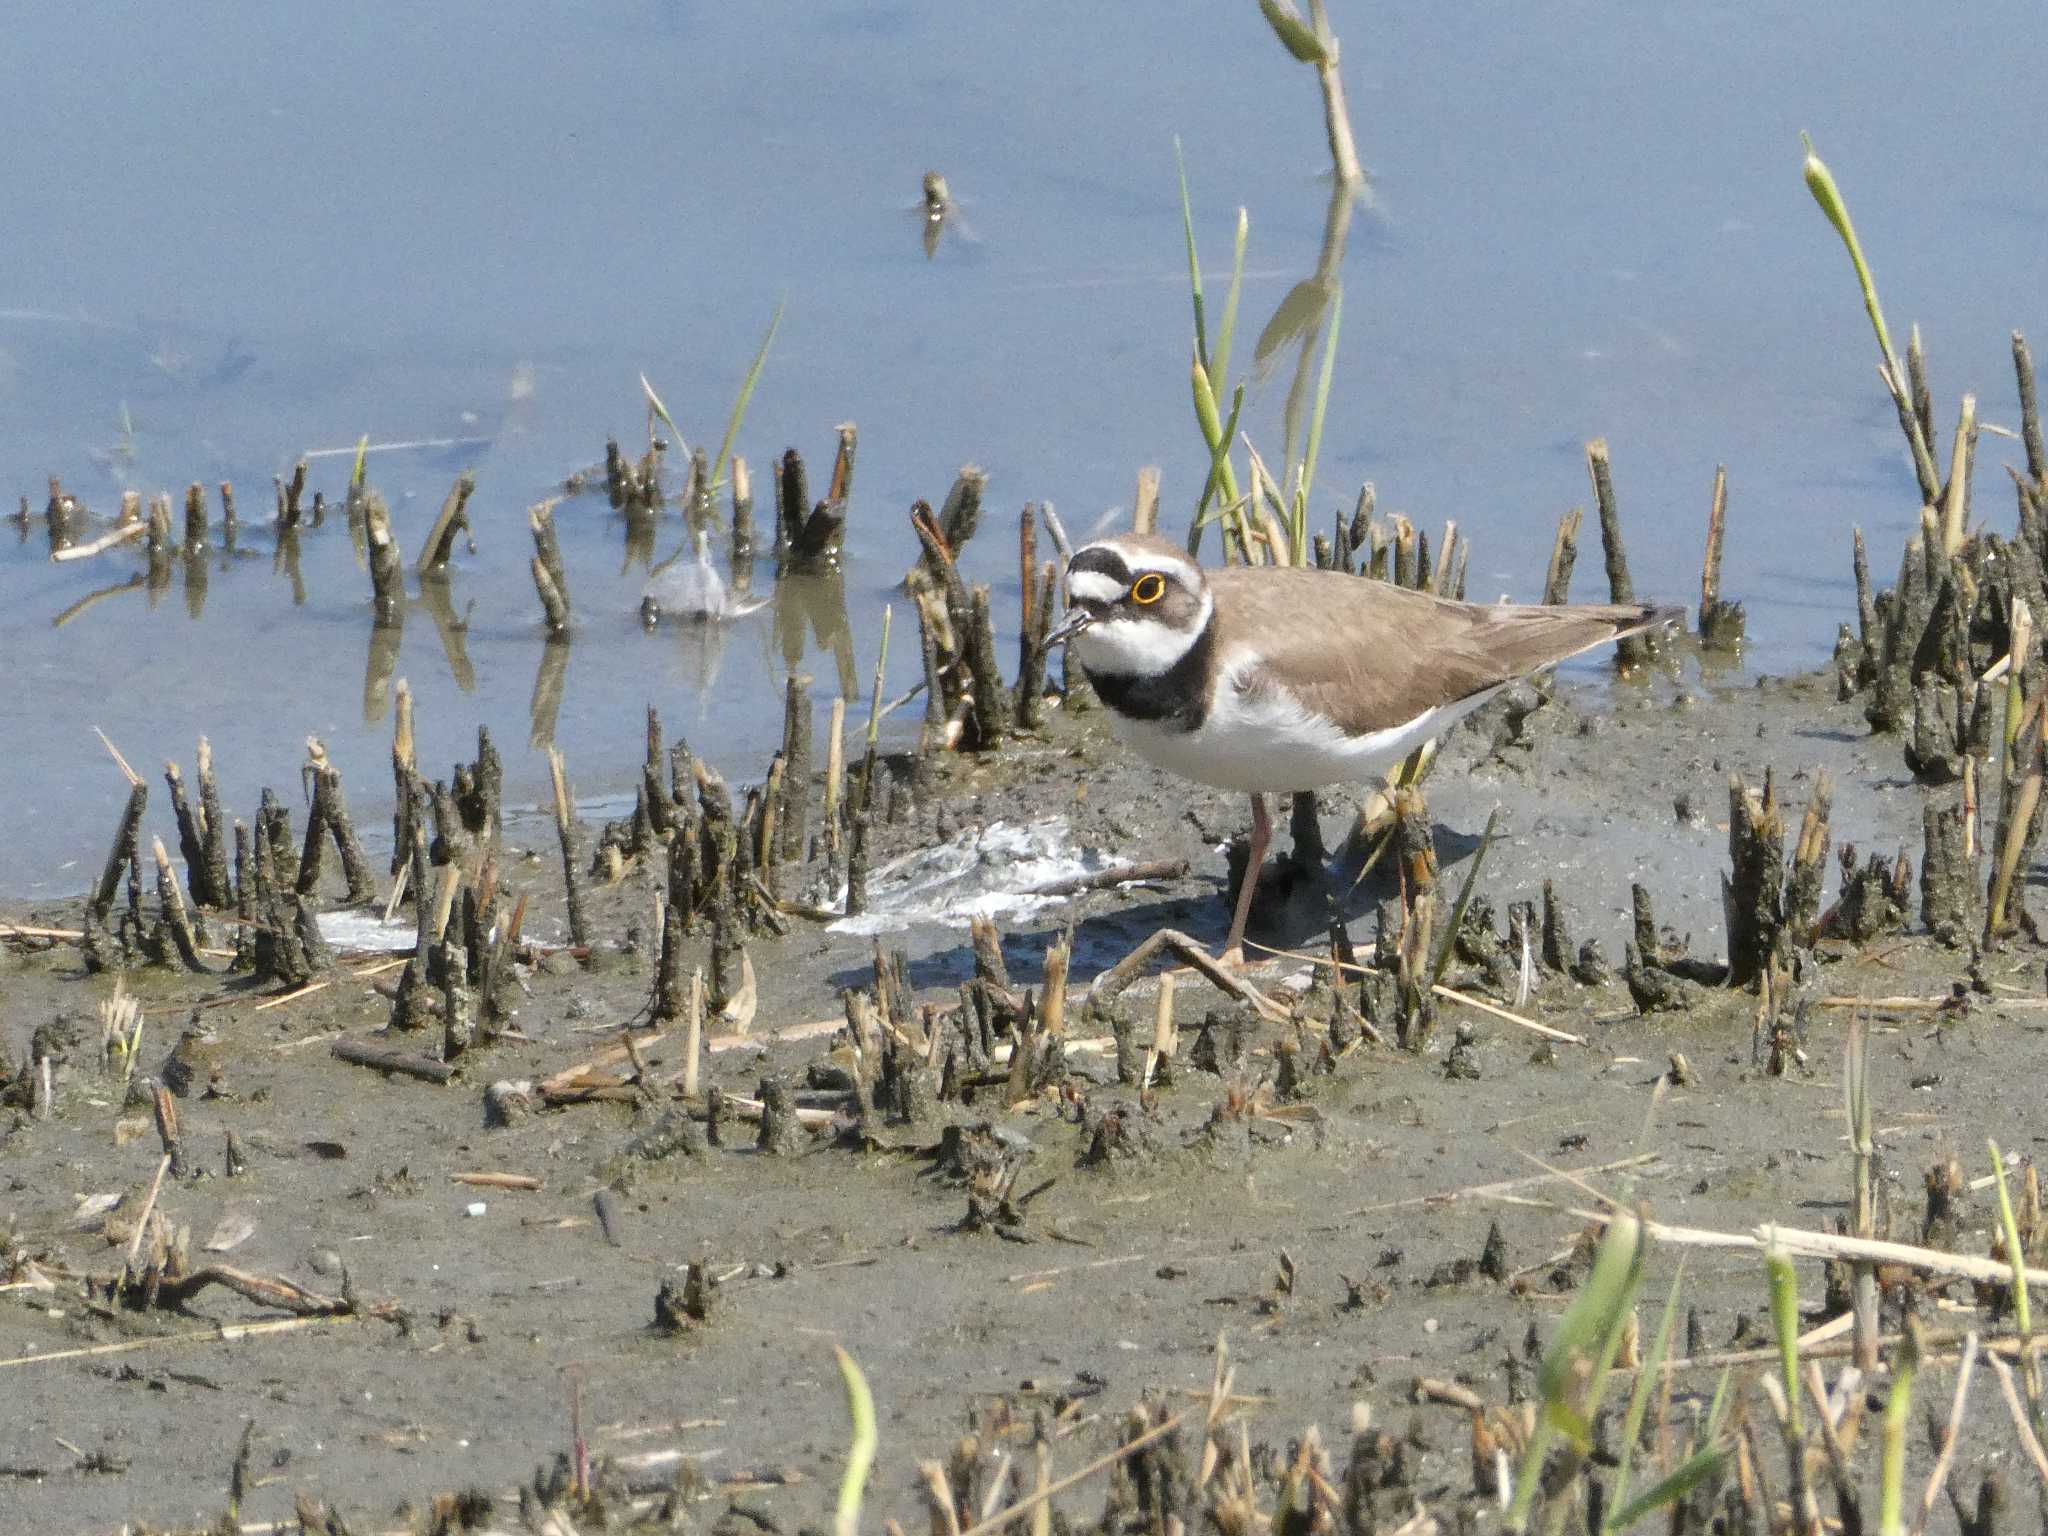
[1131,573,1167,605]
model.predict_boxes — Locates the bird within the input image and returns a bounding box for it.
[641,528,770,626]
[1045,532,1679,961]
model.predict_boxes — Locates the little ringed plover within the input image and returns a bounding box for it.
[1046,532,1679,959]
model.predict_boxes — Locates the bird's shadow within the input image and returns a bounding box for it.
[827,814,1489,998]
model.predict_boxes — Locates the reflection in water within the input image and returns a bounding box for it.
[363,619,403,723]
[274,525,307,605]
[621,505,658,573]
[530,635,571,748]
[181,548,208,620]
[773,564,858,698]
[417,576,478,693]
[51,574,145,630]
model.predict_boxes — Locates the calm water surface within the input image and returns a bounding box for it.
[4,3,2044,891]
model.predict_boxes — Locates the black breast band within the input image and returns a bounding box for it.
[1083,617,1215,733]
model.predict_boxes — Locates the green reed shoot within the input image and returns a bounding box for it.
[1879,1323,1920,1536]
[1429,805,1497,989]
[834,1343,877,1536]
[1801,134,1941,508]
[1604,1264,1685,1531]
[1765,1235,1801,1431]
[1176,142,1250,558]
[1989,1140,2041,1420]
[1508,1211,1646,1533]
[643,301,784,506]
[1291,283,1342,564]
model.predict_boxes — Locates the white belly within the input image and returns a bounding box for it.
[1108,682,1503,794]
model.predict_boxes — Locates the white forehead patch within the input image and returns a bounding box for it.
[1067,570,1124,605]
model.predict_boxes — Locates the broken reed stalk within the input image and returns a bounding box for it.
[194,739,232,908]
[828,422,858,507]
[530,500,572,635]
[731,456,755,575]
[2017,332,2047,490]
[415,471,476,576]
[164,760,221,911]
[150,836,207,971]
[363,493,405,626]
[683,968,704,1099]
[548,748,590,950]
[1940,393,1978,557]
[965,584,1011,748]
[1585,439,1652,666]
[1543,509,1586,605]
[93,778,149,923]
[856,603,892,818]
[1132,466,1161,535]
[179,482,208,550]
[778,675,813,864]
[823,698,846,853]
[1698,464,1746,651]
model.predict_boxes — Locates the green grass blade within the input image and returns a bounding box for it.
[350,434,370,492]
[1606,1263,1686,1531]
[1512,1213,1646,1531]
[1175,139,1209,374]
[1605,1446,1725,1532]
[1211,207,1248,400]
[709,299,784,499]
[1764,1235,1801,1429]
[1195,380,1247,532]
[1800,136,1899,377]
[640,372,690,458]
[1258,0,1328,63]
[1296,283,1343,564]
[1703,1365,1733,1438]
[1429,804,1496,989]
[1879,1326,1919,1536]
[833,1344,877,1536]
[1988,1140,2039,1413]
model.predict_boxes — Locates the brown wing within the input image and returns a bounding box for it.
[1205,564,1670,735]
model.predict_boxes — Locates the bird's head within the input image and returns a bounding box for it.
[1047,534,1213,673]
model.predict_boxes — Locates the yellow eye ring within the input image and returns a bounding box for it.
[1131,573,1166,605]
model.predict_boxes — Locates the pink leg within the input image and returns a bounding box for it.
[1221,792,1271,962]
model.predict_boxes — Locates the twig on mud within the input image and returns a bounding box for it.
[1986,1352,2048,1487]
[1250,941,1586,1044]
[1025,859,1191,898]
[1089,928,1285,1020]
[117,1153,174,1302]
[954,1408,1191,1536]
[331,1035,455,1084]
[451,1172,543,1191]
[1912,1332,1979,1536]
[254,981,329,1012]
[1346,1153,1660,1219]
[1573,1210,2048,1289]
[0,1314,355,1371]
[707,1016,845,1054]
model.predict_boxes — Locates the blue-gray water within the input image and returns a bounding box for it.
[4,2,2044,893]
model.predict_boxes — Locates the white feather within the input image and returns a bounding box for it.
[1070,592,1212,675]
[1107,643,1503,794]
[1065,570,1125,606]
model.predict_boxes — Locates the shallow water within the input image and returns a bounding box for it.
[4,2,2045,892]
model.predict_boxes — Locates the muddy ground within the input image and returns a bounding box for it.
[4,653,2045,1534]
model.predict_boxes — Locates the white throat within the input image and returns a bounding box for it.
[1071,591,1213,676]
